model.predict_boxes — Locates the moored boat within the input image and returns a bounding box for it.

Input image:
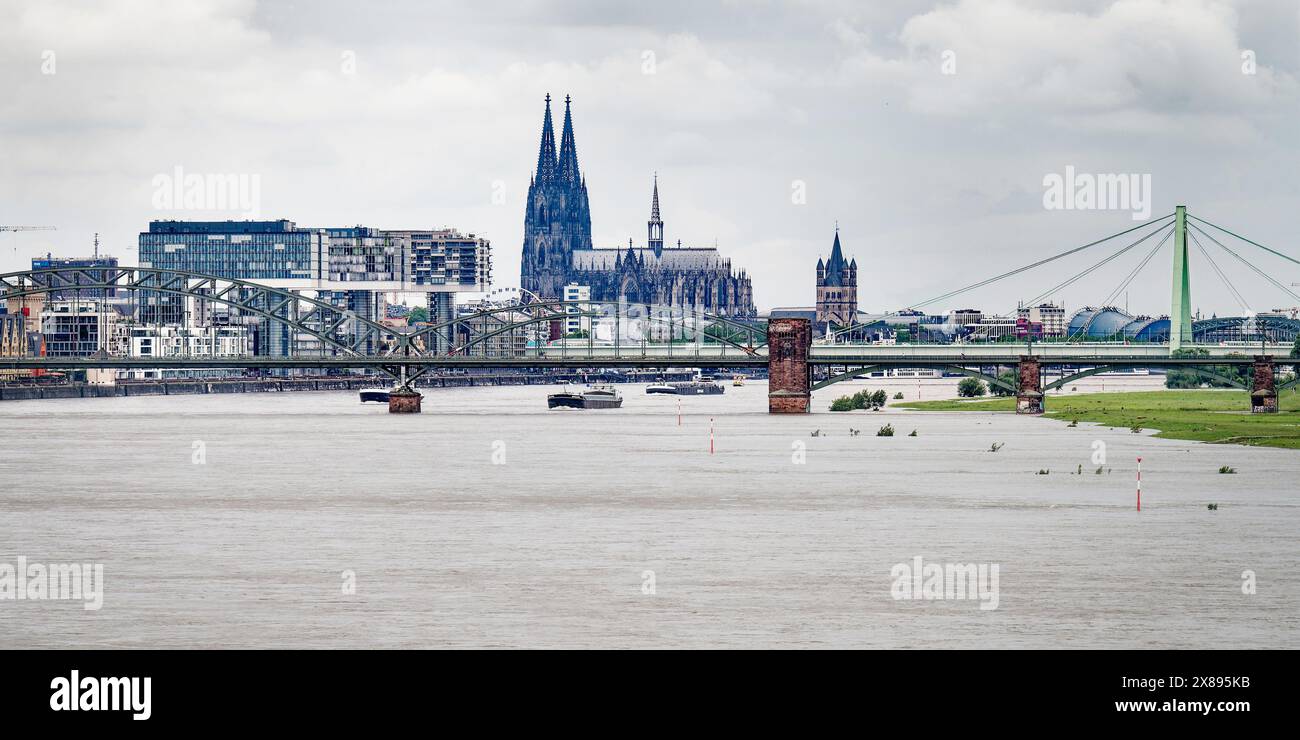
[548,385,624,409]
[670,380,724,395]
[580,385,624,408]
[547,390,585,409]
[359,389,391,403]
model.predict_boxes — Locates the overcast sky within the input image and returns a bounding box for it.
[2,0,1299,316]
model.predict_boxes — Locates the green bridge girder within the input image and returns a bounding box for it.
[812,364,1018,394]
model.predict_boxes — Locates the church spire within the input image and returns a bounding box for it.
[557,94,581,184]
[535,93,558,183]
[823,226,846,287]
[647,172,664,257]
[651,173,661,220]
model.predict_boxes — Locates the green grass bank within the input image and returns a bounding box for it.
[895,389,1300,449]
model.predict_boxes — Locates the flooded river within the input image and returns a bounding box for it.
[1,377,1296,648]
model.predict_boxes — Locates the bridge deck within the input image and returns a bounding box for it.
[0,342,1288,371]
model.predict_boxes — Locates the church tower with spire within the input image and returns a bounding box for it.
[815,226,857,330]
[647,174,664,258]
[520,94,592,299]
[518,95,756,319]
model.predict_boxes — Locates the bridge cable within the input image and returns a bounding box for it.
[1030,224,1169,339]
[1061,227,1175,342]
[1187,229,1251,314]
[1188,214,1300,269]
[1021,221,1173,311]
[1188,222,1300,305]
[1096,226,1175,310]
[828,212,1174,341]
[903,213,1175,312]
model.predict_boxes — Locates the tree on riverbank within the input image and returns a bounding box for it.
[957,377,986,397]
[829,389,888,411]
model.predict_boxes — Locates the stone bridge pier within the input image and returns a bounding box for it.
[768,318,811,413]
[1250,356,1277,414]
[1016,355,1044,415]
[388,388,422,413]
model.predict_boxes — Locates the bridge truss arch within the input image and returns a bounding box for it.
[811,364,1018,394]
[0,266,393,356]
[1043,363,1252,392]
[397,299,767,358]
[0,266,767,365]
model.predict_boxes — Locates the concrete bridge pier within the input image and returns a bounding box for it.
[1016,355,1044,415]
[1250,356,1277,414]
[768,318,811,413]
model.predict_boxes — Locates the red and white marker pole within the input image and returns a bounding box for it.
[709,417,715,455]
[1136,456,1142,512]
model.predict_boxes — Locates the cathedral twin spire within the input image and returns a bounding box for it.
[522,94,755,315]
[534,94,666,257]
[523,94,593,300]
[535,93,583,186]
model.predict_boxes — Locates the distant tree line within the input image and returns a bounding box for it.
[1165,349,1249,389]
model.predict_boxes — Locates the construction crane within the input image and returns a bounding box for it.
[2,225,56,254]
[1,225,56,233]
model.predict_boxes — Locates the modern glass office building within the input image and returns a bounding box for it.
[139,220,489,292]
[137,219,492,356]
[139,220,321,282]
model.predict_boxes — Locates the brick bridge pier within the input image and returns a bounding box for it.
[1251,355,1277,413]
[1016,355,1044,415]
[760,334,1283,415]
[388,366,423,413]
[767,318,811,413]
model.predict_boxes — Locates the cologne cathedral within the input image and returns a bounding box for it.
[519,95,756,318]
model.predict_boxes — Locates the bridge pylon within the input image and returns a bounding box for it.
[1170,205,1193,351]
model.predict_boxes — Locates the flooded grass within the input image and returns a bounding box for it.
[898,390,1300,449]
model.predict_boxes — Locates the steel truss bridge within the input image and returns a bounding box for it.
[2,206,1297,411]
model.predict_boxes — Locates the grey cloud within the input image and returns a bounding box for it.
[2,0,1298,315]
